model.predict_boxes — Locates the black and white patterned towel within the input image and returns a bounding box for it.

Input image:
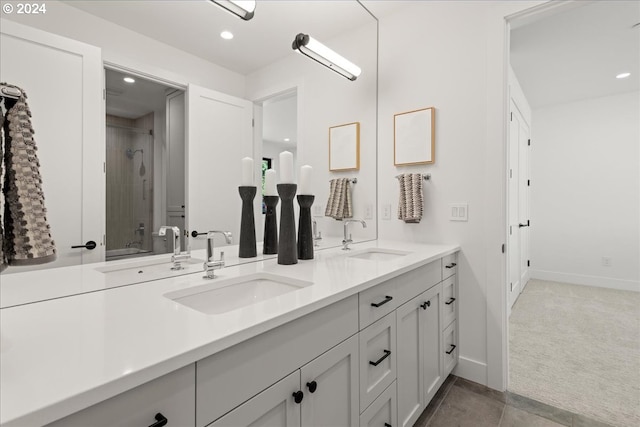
[325,178,353,220]
[397,173,424,223]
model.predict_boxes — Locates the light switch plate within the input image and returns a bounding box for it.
[382,204,392,220]
[450,203,468,221]
[313,205,323,216]
[364,204,373,220]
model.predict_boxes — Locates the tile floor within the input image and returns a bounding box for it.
[414,375,616,427]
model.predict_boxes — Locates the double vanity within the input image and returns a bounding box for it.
[0,240,459,427]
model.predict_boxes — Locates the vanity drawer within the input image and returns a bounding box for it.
[442,253,457,279]
[46,365,195,427]
[359,312,397,411]
[442,276,457,329]
[443,321,458,377]
[394,260,441,307]
[360,381,397,427]
[359,279,397,330]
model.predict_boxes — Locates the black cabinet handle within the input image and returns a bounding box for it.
[292,390,304,404]
[519,222,530,228]
[306,381,317,393]
[191,230,206,238]
[446,344,457,355]
[445,297,456,305]
[385,424,392,427]
[369,349,391,366]
[371,296,393,308]
[445,263,457,269]
[149,413,168,427]
[71,240,97,250]
[420,301,431,310]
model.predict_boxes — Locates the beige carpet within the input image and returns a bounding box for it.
[509,279,640,427]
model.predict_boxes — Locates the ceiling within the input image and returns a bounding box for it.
[63,0,379,76]
[105,68,172,119]
[510,1,640,109]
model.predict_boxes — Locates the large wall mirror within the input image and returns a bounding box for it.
[0,1,378,300]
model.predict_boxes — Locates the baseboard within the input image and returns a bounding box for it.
[530,269,639,292]
[453,356,487,386]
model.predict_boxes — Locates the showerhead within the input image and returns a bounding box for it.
[126,148,146,176]
[139,153,146,176]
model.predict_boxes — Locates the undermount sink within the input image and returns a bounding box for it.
[164,273,312,315]
[345,248,410,262]
[94,257,203,287]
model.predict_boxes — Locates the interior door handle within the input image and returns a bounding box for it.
[71,241,97,250]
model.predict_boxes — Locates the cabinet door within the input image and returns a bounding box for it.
[301,335,359,427]
[46,365,195,427]
[210,371,301,427]
[422,283,443,405]
[396,295,425,427]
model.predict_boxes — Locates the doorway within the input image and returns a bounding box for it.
[104,68,186,260]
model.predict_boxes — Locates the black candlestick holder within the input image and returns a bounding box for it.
[277,183,297,265]
[263,195,279,255]
[297,195,315,260]
[238,186,257,258]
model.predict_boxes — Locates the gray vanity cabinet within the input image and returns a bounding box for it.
[45,365,195,427]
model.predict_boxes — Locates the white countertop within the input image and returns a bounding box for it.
[0,240,459,426]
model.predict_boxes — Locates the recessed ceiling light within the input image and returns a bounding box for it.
[284,138,290,142]
[616,72,631,79]
[123,77,135,84]
[221,31,234,40]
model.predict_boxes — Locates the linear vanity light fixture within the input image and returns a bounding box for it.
[292,33,361,81]
[209,0,255,21]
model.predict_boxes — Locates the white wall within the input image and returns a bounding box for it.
[376,0,545,388]
[246,20,378,242]
[2,1,244,95]
[530,91,640,291]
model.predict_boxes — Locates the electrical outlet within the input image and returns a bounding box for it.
[602,256,612,267]
[313,205,323,217]
[364,204,373,220]
[382,204,392,220]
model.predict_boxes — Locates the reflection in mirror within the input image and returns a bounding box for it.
[104,68,186,261]
[0,0,378,305]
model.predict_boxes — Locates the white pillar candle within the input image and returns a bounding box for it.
[241,157,253,186]
[299,165,313,195]
[279,151,294,184]
[264,169,277,196]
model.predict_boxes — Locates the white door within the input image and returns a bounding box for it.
[186,84,253,251]
[300,335,359,427]
[210,371,301,427]
[0,19,104,270]
[396,295,425,427]
[508,101,530,309]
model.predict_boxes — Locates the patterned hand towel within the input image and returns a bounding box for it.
[397,173,424,223]
[1,83,56,271]
[325,178,353,220]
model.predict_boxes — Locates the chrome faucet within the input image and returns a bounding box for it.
[342,219,367,250]
[158,226,189,270]
[312,219,322,248]
[203,230,232,279]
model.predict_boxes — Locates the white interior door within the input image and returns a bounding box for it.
[0,19,104,270]
[508,100,531,310]
[508,101,522,309]
[186,84,253,252]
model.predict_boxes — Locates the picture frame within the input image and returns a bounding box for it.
[394,107,435,166]
[329,122,360,171]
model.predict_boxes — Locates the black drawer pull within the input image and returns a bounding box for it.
[306,381,317,393]
[292,390,304,404]
[445,297,456,305]
[369,349,391,366]
[420,301,431,310]
[445,263,457,269]
[371,296,393,308]
[446,344,457,355]
[149,413,168,427]
[385,424,392,427]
